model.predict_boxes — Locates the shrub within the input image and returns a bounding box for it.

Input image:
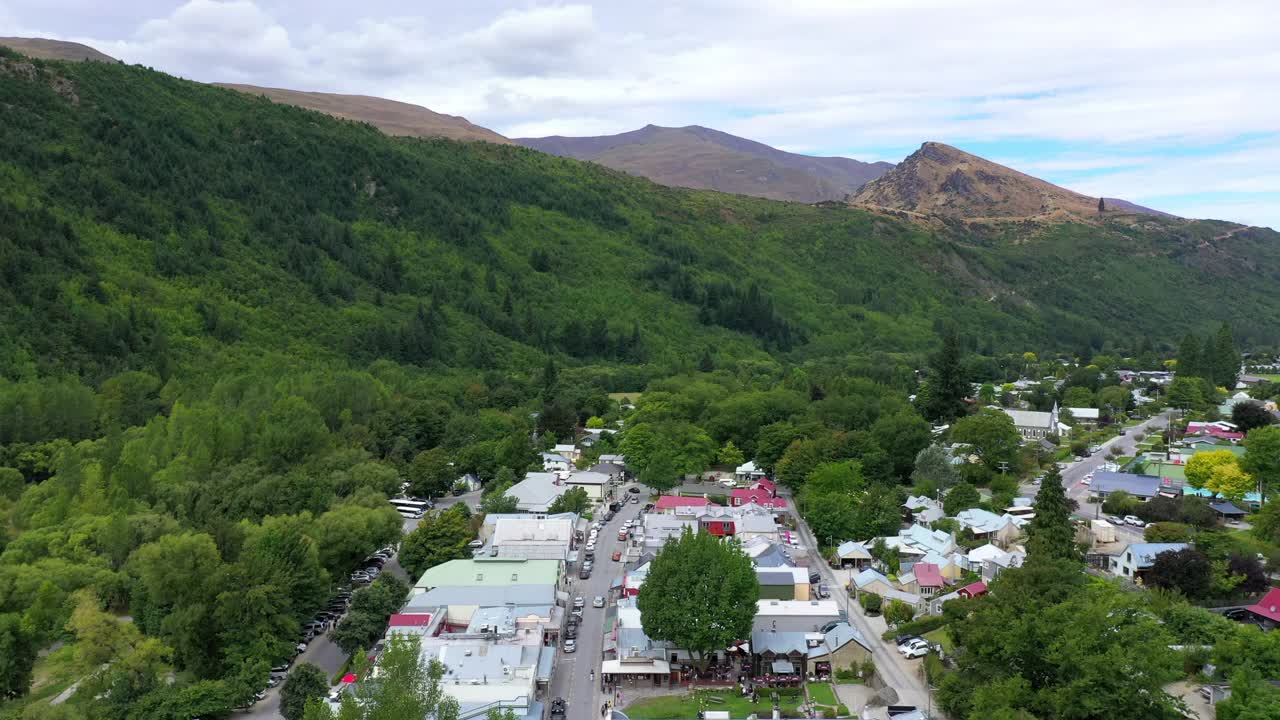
[859,593,882,614]
[1144,522,1194,543]
[879,615,946,640]
[884,599,915,626]
[860,657,876,679]
[835,705,850,717]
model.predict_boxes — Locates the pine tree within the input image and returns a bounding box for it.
[1097,197,1106,213]
[1177,333,1202,379]
[698,348,715,372]
[1025,467,1080,563]
[1212,322,1240,389]
[925,331,967,422]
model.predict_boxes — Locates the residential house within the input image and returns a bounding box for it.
[1244,587,1280,630]
[927,581,987,615]
[968,543,1024,581]
[505,472,569,512]
[897,562,945,598]
[1002,404,1068,439]
[1092,471,1180,501]
[752,599,842,633]
[723,513,780,542]
[598,454,626,467]
[898,524,958,557]
[456,473,483,492]
[902,495,945,525]
[553,444,581,464]
[1185,421,1244,442]
[918,551,966,583]
[735,461,768,484]
[1065,407,1101,426]
[834,541,874,570]
[954,508,1025,548]
[756,567,811,601]
[1109,542,1190,580]
[743,537,796,568]
[804,623,874,676]
[540,453,571,473]
[621,558,652,598]
[851,568,896,598]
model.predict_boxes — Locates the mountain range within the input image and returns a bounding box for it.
[514,124,892,203]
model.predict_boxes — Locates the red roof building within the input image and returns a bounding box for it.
[655,496,717,512]
[957,581,988,599]
[1246,587,1280,627]
[913,562,945,590]
[731,488,787,509]
[751,478,777,496]
[387,613,433,627]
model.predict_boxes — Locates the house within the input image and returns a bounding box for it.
[540,453,571,472]
[751,478,778,496]
[1209,500,1248,522]
[1108,542,1190,580]
[755,566,811,601]
[621,558,652,598]
[735,461,768,484]
[752,599,842,633]
[1244,587,1280,630]
[968,543,1024,581]
[917,551,967,582]
[805,623,874,676]
[850,568,896,598]
[1065,407,1101,426]
[897,562,945,598]
[552,444,581,464]
[721,513,780,542]
[490,517,576,561]
[456,473,483,492]
[927,580,987,615]
[1002,404,1068,439]
[834,541,874,569]
[731,487,788,510]
[954,508,1025,548]
[902,495,945,524]
[565,471,610,500]
[1185,421,1244,442]
[654,496,718,515]
[743,537,796,568]
[598,454,626,467]
[1092,471,1180,501]
[588,462,627,481]
[899,524,958,557]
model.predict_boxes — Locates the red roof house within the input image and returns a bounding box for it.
[913,562,945,590]
[731,488,787,509]
[957,581,988,599]
[751,478,777,496]
[655,496,717,512]
[1246,587,1280,627]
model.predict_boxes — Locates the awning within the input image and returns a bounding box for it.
[771,659,795,673]
[602,659,671,676]
[536,647,555,682]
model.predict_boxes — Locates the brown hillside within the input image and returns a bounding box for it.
[517,125,891,203]
[0,37,117,63]
[215,84,510,144]
[852,141,1162,222]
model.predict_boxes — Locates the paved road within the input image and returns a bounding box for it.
[1025,411,1173,531]
[788,499,929,711]
[549,488,636,720]
[239,490,483,718]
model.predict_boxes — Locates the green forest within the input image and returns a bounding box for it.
[3,49,1280,719]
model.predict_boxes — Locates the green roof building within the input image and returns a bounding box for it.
[411,558,564,595]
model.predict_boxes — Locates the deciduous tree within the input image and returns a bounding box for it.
[1145,547,1212,600]
[637,531,758,671]
[950,409,1021,473]
[280,663,330,720]
[399,505,472,579]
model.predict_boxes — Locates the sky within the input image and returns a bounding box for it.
[6,0,1279,228]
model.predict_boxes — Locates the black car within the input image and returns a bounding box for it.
[564,626,578,639]
[550,698,567,720]
[627,487,640,494]
[894,634,923,647]
[579,567,591,579]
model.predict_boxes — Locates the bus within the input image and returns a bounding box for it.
[389,498,431,517]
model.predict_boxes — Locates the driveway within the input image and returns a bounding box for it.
[549,488,636,720]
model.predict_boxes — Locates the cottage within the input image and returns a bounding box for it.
[565,471,610,500]
[541,453,571,473]
[552,444,581,464]
[834,541,874,570]
[902,495,945,524]
[735,461,768,484]
[927,580,987,615]
[743,537,796,568]
[899,524,958,557]
[850,568,896,598]
[654,496,718,514]
[1109,542,1190,580]
[954,508,1025,548]
[1245,587,1280,630]
[505,472,570,512]
[897,562,945,597]
[731,487,787,510]
[1185,421,1244,442]
[1065,407,1101,426]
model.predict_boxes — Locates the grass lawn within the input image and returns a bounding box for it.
[1253,374,1280,383]
[924,628,954,654]
[807,683,838,706]
[626,690,803,719]
[1229,528,1280,559]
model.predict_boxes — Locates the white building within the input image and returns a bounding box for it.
[490,517,576,561]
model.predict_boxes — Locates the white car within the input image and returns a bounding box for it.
[899,639,930,659]
[573,597,585,608]
[1081,473,1093,485]
[592,596,605,608]
[1123,515,1145,528]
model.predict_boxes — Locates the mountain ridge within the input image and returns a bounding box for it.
[852,141,1170,222]
[516,124,892,203]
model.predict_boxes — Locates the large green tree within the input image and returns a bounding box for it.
[924,331,968,423]
[1243,426,1280,502]
[950,409,1021,473]
[307,634,459,720]
[0,612,37,698]
[547,486,591,515]
[911,444,959,497]
[407,448,455,499]
[281,663,331,720]
[637,530,758,671]
[398,505,473,579]
[1024,467,1080,563]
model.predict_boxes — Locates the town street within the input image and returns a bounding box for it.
[549,487,637,720]
[239,490,482,719]
[789,500,930,711]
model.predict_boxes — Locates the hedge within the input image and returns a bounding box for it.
[879,615,947,641]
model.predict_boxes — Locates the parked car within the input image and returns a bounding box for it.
[562,639,576,653]
[592,596,605,608]
[1123,515,1145,527]
[550,698,567,720]
[628,487,640,494]
[899,639,930,659]
[564,625,578,639]
[1089,445,1102,454]
[894,634,923,647]
[630,495,639,503]
[612,550,622,561]
[573,596,585,608]
[579,567,591,580]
